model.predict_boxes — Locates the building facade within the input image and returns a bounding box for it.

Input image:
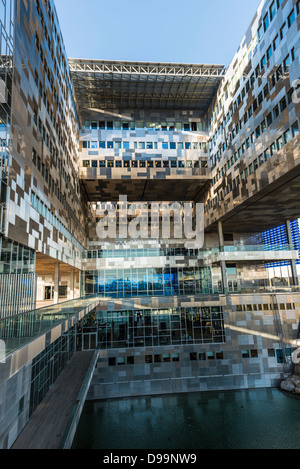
[0,0,300,449]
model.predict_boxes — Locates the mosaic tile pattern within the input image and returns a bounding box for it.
[5,0,87,268]
[205,0,300,233]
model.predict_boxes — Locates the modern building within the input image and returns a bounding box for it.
[0,0,300,449]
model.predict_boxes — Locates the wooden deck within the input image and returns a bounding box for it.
[12,351,94,449]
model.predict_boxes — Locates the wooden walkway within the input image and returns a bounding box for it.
[12,351,94,449]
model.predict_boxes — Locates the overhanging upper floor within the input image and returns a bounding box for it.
[69,59,226,113]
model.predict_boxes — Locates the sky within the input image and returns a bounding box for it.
[54,0,261,66]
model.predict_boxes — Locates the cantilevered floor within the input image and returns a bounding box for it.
[69,59,226,112]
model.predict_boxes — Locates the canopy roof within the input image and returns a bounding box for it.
[69,59,225,113]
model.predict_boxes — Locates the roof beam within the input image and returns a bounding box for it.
[69,59,226,78]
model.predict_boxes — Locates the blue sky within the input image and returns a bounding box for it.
[55,0,261,66]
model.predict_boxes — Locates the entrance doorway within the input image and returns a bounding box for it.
[82,333,97,351]
[44,286,54,300]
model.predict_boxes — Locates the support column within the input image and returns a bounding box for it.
[286,220,299,286]
[70,268,75,300]
[53,263,60,304]
[218,221,228,293]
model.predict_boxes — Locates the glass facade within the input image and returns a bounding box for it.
[76,306,225,350]
[263,220,300,267]
[0,0,14,234]
[30,328,75,416]
[83,267,212,298]
[0,237,35,274]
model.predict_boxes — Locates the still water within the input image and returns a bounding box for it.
[72,389,300,449]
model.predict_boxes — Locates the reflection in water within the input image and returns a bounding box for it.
[72,389,300,449]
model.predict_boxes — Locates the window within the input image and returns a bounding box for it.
[91,121,97,129]
[83,141,90,149]
[99,121,105,129]
[123,142,130,149]
[108,358,116,366]
[284,129,291,144]
[270,1,276,21]
[170,142,176,150]
[292,121,299,137]
[280,23,287,39]
[291,48,295,62]
[184,123,190,131]
[283,55,291,71]
[273,35,279,50]
[280,97,287,112]
[83,160,90,168]
[162,142,168,150]
[270,142,276,156]
[91,160,98,168]
[207,352,215,360]
[99,141,105,149]
[190,352,197,361]
[191,122,198,131]
[250,350,258,358]
[32,149,37,165]
[107,141,114,149]
[127,356,134,365]
[263,13,269,31]
[273,105,279,119]
[258,24,263,40]
[107,121,113,130]
[277,136,284,150]
[242,350,250,358]
[288,10,295,27]
[276,65,283,81]
[145,355,153,363]
[267,46,272,61]
[267,113,272,127]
